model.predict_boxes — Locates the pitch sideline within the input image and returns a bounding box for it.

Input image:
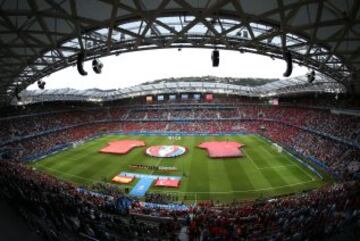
[34,163,319,195]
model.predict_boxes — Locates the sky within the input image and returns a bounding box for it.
[27,48,309,90]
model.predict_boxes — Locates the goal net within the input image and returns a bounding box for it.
[272,143,283,153]
[72,140,84,148]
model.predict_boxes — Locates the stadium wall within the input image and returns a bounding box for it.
[4,117,359,150]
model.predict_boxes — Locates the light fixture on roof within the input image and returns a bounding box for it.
[307,70,315,83]
[15,86,21,101]
[283,51,293,77]
[211,48,219,67]
[76,51,88,76]
[92,58,103,74]
[242,30,249,39]
[37,80,46,90]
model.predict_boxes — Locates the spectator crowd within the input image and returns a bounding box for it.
[0,97,360,241]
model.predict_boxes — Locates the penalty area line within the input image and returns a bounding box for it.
[242,149,261,170]
[256,164,297,170]
[152,179,318,195]
[283,154,317,181]
[33,164,103,183]
[33,160,320,196]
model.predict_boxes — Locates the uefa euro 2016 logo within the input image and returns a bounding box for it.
[146,145,187,158]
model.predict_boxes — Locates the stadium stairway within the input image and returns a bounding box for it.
[325,221,360,241]
[356,134,360,144]
[340,149,351,161]
[177,227,189,241]
[0,199,45,241]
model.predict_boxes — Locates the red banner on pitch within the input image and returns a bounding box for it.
[100,140,145,154]
[112,176,134,184]
[155,179,180,188]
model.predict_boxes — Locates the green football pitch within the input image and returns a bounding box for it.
[30,134,330,202]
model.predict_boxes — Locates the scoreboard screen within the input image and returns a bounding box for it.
[146,96,153,102]
[181,94,189,100]
[205,94,213,101]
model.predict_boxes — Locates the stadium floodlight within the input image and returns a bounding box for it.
[92,58,103,74]
[76,51,88,76]
[307,70,315,83]
[14,86,21,101]
[283,51,293,77]
[37,80,46,90]
[211,49,219,67]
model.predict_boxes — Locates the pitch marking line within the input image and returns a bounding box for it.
[242,149,262,169]
[243,146,316,181]
[33,164,106,182]
[243,149,293,170]
[255,136,317,181]
[293,161,316,181]
[34,164,319,195]
[153,180,318,194]
[283,154,316,181]
[256,165,297,170]
[149,137,176,175]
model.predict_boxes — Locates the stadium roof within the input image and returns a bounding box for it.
[1,0,359,105]
[17,74,345,104]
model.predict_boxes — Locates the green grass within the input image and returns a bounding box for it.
[30,134,330,202]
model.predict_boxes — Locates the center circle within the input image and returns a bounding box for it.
[145,145,187,158]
